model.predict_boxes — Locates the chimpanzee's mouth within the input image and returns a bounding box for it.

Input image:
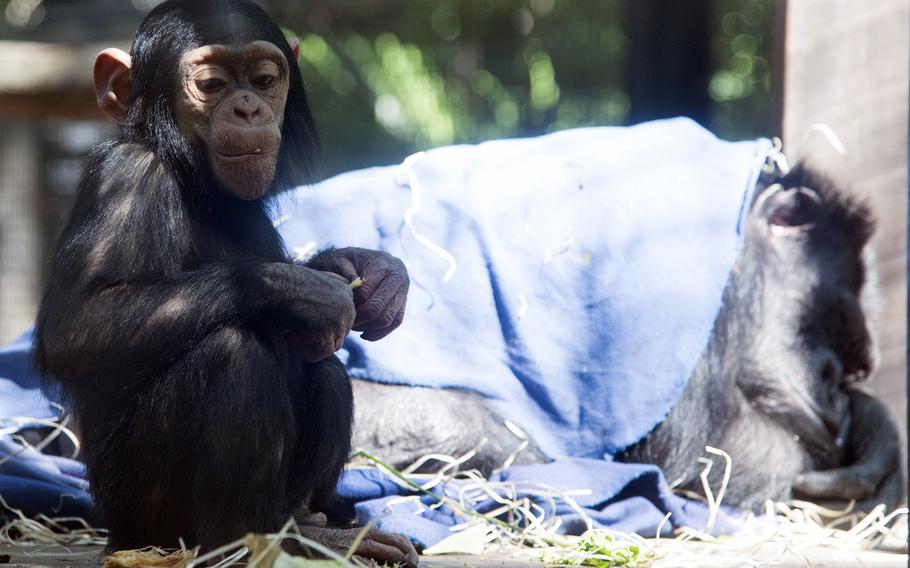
[215,149,277,160]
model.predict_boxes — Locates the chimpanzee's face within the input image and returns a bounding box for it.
[738,174,875,446]
[174,40,291,200]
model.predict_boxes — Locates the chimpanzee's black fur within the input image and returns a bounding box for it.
[34,0,352,552]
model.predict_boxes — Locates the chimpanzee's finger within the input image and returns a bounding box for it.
[354,281,407,332]
[359,294,407,341]
[349,267,383,307]
[352,540,413,567]
[794,468,877,500]
[356,530,419,567]
[331,256,360,283]
[352,273,406,329]
[370,529,420,566]
[352,255,408,305]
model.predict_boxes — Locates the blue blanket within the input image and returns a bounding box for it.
[277,118,770,458]
[0,119,769,546]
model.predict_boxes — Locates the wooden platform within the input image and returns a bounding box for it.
[0,544,906,568]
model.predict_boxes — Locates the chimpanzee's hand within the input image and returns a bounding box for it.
[794,388,905,510]
[307,247,409,341]
[264,264,356,362]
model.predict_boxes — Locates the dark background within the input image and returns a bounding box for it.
[0,0,777,179]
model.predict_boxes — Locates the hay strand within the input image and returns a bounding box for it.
[0,493,106,546]
[103,547,196,568]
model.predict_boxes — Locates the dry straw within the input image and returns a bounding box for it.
[0,415,906,567]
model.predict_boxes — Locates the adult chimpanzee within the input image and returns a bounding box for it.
[34,1,416,565]
[351,165,904,512]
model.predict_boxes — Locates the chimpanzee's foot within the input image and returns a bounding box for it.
[293,525,419,567]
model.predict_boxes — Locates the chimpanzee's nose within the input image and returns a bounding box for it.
[233,95,262,124]
[816,349,844,386]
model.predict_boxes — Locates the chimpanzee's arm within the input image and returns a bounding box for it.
[39,261,354,382]
[794,388,905,509]
[36,148,354,381]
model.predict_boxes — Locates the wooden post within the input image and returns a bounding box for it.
[782,1,908,434]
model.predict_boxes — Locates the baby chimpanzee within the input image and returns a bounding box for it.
[35,1,415,565]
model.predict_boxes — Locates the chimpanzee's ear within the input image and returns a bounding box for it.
[287,37,301,61]
[94,48,132,124]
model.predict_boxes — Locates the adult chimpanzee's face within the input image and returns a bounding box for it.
[736,173,875,449]
[175,41,290,200]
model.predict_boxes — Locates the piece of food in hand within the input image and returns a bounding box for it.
[349,276,365,289]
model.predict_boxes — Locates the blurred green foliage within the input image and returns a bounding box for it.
[709,0,774,139]
[273,0,773,180]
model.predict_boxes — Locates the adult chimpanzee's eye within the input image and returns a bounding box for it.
[198,78,227,93]
[252,75,276,88]
[762,186,823,229]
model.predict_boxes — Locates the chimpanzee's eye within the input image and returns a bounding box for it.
[197,78,227,93]
[252,75,276,88]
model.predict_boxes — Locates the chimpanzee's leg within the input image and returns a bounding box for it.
[78,328,416,565]
[283,356,419,567]
[74,326,297,551]
[285,355,353,517]
[74,388,195,551]
[189,328,298,548]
